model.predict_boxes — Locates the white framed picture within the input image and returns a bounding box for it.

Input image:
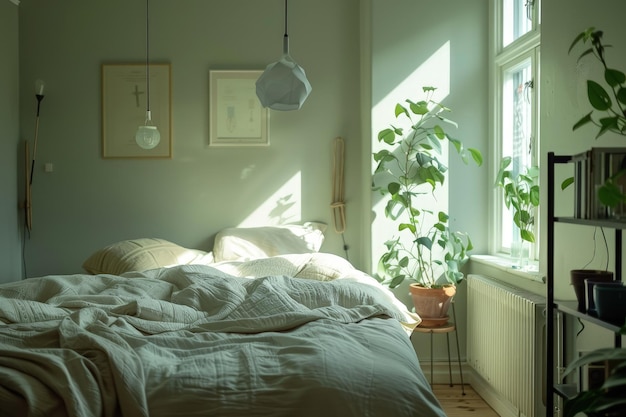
[209,70,269,146]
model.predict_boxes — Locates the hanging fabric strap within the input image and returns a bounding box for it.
[331,137,346,234]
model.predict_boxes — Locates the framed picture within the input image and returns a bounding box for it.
[209,70,269,146]
[102,63,172,158]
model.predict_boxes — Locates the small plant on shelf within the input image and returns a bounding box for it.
[568,27,626,208]
[569,28,626,140]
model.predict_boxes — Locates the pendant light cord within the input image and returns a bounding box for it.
[145,0,151,115]
[284,0,288,37]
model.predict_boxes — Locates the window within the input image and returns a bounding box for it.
[492,0,540,260]
[502,0,535,47]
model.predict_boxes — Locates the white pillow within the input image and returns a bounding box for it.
[82,238,213,275]
[213,222,327,262]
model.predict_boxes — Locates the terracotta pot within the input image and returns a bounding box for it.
[409,283,456,326]
[570,270,613,313]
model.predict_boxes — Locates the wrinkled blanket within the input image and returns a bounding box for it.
[0,261,443,417]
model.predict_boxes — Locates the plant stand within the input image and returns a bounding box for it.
[411,302,465,394]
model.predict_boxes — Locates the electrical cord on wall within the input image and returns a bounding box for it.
[22,218,29,280]
[579,227,609,270]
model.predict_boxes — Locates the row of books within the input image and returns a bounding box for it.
[572,148,626,219]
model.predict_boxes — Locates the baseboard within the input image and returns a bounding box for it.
[468,369,519,417]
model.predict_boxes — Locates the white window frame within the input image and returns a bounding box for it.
[490,0,541,259]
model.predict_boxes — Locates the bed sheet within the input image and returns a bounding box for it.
[0,259,444,417]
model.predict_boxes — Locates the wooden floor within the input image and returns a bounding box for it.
[432,384,500,417]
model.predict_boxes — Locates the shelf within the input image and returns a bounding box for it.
[547,152,625,415]
[554,216,626,229]
[554,383,578,400]
[556,301,624,332]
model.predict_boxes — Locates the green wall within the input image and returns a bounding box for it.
[0,0,21,282]
[16,0,365,278]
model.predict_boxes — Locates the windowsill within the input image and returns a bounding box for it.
[470,254,546,283]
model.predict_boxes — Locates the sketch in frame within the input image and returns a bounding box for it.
[102,63,172,158]
[209,70,269,146]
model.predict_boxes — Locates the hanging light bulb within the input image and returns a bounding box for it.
[135,0,160,149]
[136,112,161,150]
[256,0,311,111]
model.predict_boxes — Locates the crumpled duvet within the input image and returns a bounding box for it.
[0,261,444,417]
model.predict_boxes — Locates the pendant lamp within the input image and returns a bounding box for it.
[135,0,161,149]
[256,0,311,111]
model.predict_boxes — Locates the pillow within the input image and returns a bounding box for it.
[293,252,357,281]
[213,222,327,262]
[82,238,213,275]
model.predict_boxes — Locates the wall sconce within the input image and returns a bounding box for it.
[25,79,46,231]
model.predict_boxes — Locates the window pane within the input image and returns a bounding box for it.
[502,0,533,47]
[501,58,533,252]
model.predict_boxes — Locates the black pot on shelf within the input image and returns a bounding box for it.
[585,277,619,314]
[570,269,613,312]
[594,283,626,322]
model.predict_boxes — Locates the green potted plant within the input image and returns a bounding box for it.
[495,156,540,243]
[561,324,626,417]
[494,156,540,267]
[372,86,482,324]
[568,27,626,208]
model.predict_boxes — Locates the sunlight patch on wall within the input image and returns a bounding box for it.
[238,171,302,227]
[372,41,451,148]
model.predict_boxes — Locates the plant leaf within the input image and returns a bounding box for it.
[389,275,405,289]
[587,80,612,111]
[520,229,535,243]
[410,100,429,115]
[468,148,483,166]
[399,223,416,234]
[530,185,540,206]
[564,347,626,377]
[568,28,595,54]
[573,112,594,131]
[561,176,575,190]
[598,182,625,207]
[416,237,433,250]
[387,182,401,195]
[378,128,396,144]
[605,68,626,87]
[395,103,409,118]
[433,125,445,139]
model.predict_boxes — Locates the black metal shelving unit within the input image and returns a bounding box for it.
[546,152,624,416]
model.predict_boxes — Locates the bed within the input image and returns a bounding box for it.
[0,225,447,417]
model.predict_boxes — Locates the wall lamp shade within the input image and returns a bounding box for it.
[256,1,311,111]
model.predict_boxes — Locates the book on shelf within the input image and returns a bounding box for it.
[571,147,626,220]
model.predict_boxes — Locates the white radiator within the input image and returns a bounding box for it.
[466,274,546,417]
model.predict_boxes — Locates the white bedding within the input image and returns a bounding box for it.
[0,254,445,417]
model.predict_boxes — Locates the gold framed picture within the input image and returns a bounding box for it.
[209,70,269,146]
[102,63,172,158]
